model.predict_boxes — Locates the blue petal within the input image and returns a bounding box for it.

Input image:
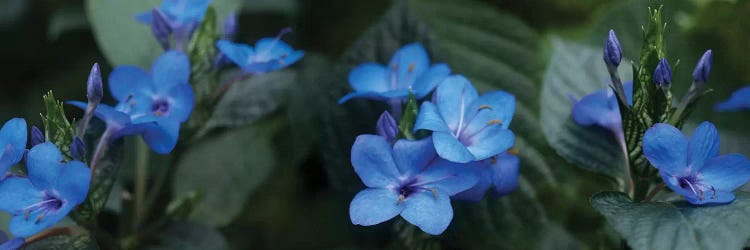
[0,118,26,151]
[432,131,474,163]
[349,188,402,226]
[489,153,520,196]
[165,84,195,122]
[68,102,131,130]
[699,154,750,191]
[108,65,153,101]
[161,0,210,23]
[0,145,24,176]
[54,160,90,204]
[688,121,720,170]
[254,38,294,61]
[414,102,451,133]
[388,43,430,89]
[417,158,480,195]
[452,165,491,202]
[26,142,64,192]
[400,189,452,235]
[464,126,514,161]
[412,64,450,98]
[685,190,735,205]
[350,135,400,188]
[434,75,478,131]
[9,201,76,238]
[347,63,390,93]
[134,11,152,25]
[392,137,436,177]
[463,90,516,134]
[715,86,750,111]
[660,172,701,202]
[0,177,42,214]
[281,50,304,68]
[143,121,180,154]
[115,94,155,120]
[216,40,255,68]
[0,237,24,250]
[337,90,410,104]
[643,123,688,175]
[571,89,620,130]
[151,50,191,92]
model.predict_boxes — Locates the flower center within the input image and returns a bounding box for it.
[394,179,439,205]
[678,175,716,201]
[22,193,64,224]
[151,99,170,117]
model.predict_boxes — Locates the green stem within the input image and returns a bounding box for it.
[133,139,150,230]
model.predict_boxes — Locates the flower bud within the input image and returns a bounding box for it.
[653,58,672,88]
[692,49,712,86]
[71,137,86,161]
[30,126,44,147]
[151,8,173,50]
[603,29,623,67]
[376,111,398,142]
[87,63,103,105]
[222,12,238,41]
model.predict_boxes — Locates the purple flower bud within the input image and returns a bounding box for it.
[151,8,173,50]
[222,12,238,41]
[30,126,44,147]
[692,49,712,85]
[376,111,398,142]
[71,137,86,161]
[603,29,622,67]
[653,58,672,88]
[87,63,103,105]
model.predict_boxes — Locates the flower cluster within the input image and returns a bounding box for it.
[341,43,520,235]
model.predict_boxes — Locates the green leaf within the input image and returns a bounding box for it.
[540,38,632,179]
[41,91,76,161]
[592,191,750,250]
[172,119,280,227]
[86,0,240,68]
[398,93,418,140]
[206,70,296,130]
[23,230,98,250]
[185,7,219,132]
[149,222,229,250]
[70,120,123,226]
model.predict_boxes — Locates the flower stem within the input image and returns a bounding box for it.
[668,82,698,125]
[606,65,629,108]
[89,127,114,187]
[23,227,73,246]
[133,139,150,230]
[643,182,666,202]
[211,72,249,103]
[77,103,97,138]
[615,130,634,197]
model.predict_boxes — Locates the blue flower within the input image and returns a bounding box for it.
[603,29,622,67]
[0,231,23,250]
[136,0,211,29]
[69,51,194,154]
[338,43,450,104]
[0,118,27,177]
[413,75,515,163]
[349,135,480,235]
[571,81,633,134]
[453,152,520,201]
[375,111,398,142]
[715,86,750,112]
[216,28,304,74]
[0,142,90,237]
[643,122,750,205]
[653,58,673,88]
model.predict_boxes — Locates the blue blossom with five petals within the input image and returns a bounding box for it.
[714,86,750,111]
[413,75,515,163]
[69,51,194,154]
[643,122,750,205]
[453,152,520,201]
[0,142,90,237]
[349,135,480,235]
[570,81,633,134]
[0,118,26,177]
[338,43,451,104]
[216,28,304,74]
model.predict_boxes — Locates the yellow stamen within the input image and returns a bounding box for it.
[487,119,502,126]
[408,63,415,72]
[478,105,493,111]
[35,213,46,224]
[429,188,438,200]
[508,148,520,155]
[397,194,405,205]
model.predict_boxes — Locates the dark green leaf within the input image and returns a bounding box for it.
[397,93,418,140]
[592,191,750,250]
[172,119,280,227]
[23,230,98,250]
[185,7,220,132]
[540,38,631,179]
[149,222,228,250]
[41,91,76,161]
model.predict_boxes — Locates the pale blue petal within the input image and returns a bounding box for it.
[0,177,42,214]
[412,64,450,98]
[715,86,750,111]
[400,189,452,235]
[9,202,76,238]
[452,165,490,202]
[26,142,63,192]
[0,118,26,151]
[434,75,478,131]
[417,158,480,195]
[392,137,436,177]
[349,188,402,226]
[165,84,195,122]
[54,161,90,204]
[351,135,400,188]
[642,123,688,175]
[432,131,474,163]
[0,145,24,176]
[463,90,516,135]
[685,191,735,205]
[216,40,255,68]
[699,154,750,191]
[108,65,153,101]
[388,43,430,89]
[489,153,520,196]
[571,89,619,129]
[151,50,191,92]
[347,63,390,93]
[67,101,131,128]
[413,102,451,133]
[464,126,514,161]
[688,121,720,170]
